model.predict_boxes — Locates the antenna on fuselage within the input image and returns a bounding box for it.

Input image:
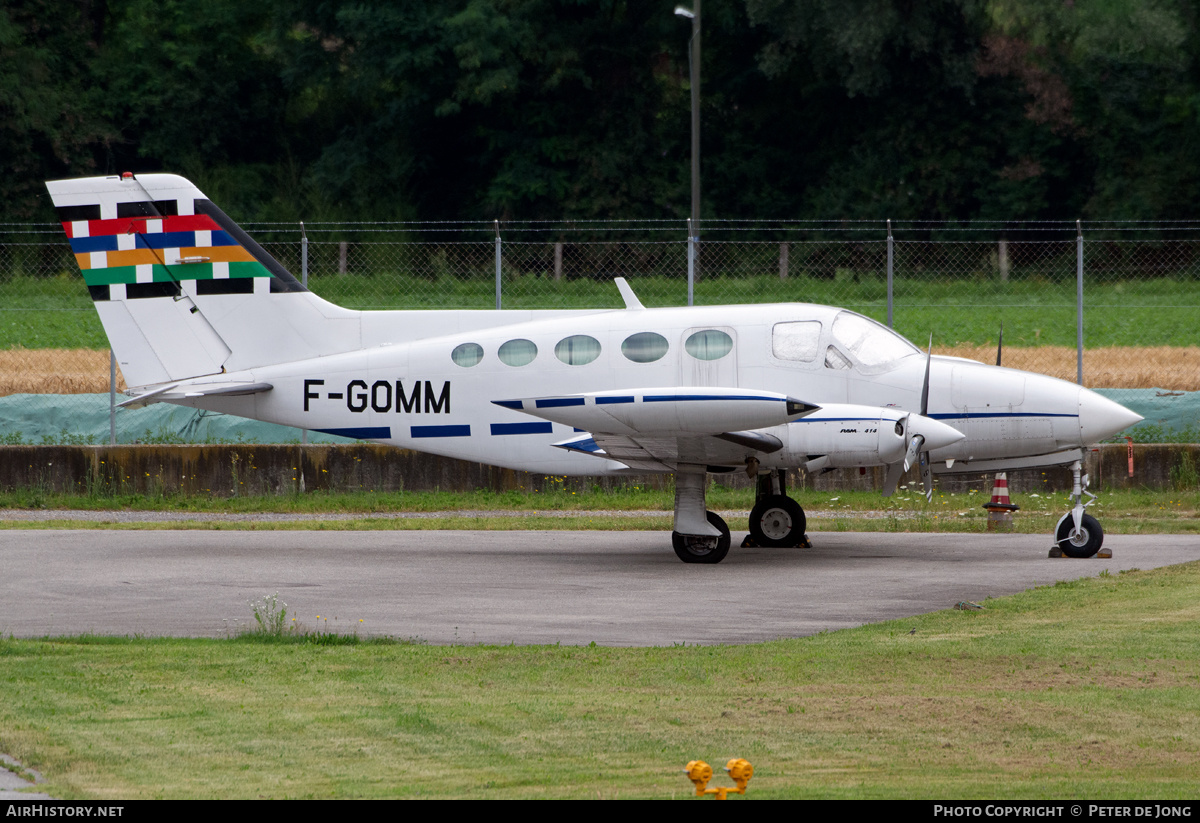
[996,322,1003,367]
[614,277,645,310]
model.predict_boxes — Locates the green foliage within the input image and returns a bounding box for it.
[6,1,1200,222]
[248,592,290,636]
[1170,450,1199,490]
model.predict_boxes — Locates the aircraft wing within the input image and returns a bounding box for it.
[495,387,814,472]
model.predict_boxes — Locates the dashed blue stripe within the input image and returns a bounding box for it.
[313,426,391,440]
[412,424,471,438]
[930,412,1078,420]
[490,422,553,436]
[643,395,782,405]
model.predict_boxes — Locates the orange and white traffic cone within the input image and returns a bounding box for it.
[983,472,1019,532]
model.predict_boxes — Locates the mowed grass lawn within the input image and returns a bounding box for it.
[2,561,1199,799]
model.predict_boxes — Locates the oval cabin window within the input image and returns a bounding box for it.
[554,335,602,366]
[498,338,538,367]
[621,332,669,363]
[451,342,484,367]
[684,329,733,361]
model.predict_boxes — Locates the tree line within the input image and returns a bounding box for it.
[4,0,1199,223]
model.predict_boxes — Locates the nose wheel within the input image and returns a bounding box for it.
[1055,513,1104,558]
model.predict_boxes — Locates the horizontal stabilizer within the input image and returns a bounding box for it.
[494,387,817,436]
[118,380,273,409]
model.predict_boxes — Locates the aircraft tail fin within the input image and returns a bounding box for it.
[45,173,357,389]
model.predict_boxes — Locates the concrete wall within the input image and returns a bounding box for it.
[0,443,1195,498]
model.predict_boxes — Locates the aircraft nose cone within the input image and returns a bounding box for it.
[1078,388,1143,443]
[909,414,966,452]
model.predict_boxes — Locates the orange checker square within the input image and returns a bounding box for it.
[101,248,166,268]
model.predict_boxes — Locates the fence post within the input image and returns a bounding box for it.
[495,220,502,310]
[779,242,789,280]
[1076,219,1084,385]
[687,218,695,306]
[301,222,309,445]
[554,242,563,282]
[301,221,308,289]
[109,350,116,445]
[886,219,894,328]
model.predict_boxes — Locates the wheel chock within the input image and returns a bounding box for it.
[740,535,758,548]
[1048,544,1064,558]
[1097,547,1112,558]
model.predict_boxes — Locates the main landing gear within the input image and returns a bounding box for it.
[670,469,810,564]
[671,470,732,564]
[1053,460,1105,558]
[747,470,809,549]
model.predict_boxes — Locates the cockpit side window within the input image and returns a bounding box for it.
[830,311,919,371]
[772,321,822,362]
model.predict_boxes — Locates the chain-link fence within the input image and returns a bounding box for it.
[3,220,1199,443]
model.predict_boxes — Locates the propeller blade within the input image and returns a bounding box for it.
[921,333,933,417]
[881,461,906,497]
[902,433,925,473]
[920,452,934,502]
[996,322,1003,367]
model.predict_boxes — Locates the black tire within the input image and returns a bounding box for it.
[1055,513,1104,558]
[672,511,731,564]
[748,495,807,548]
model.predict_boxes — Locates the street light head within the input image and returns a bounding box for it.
[674,6,695,18]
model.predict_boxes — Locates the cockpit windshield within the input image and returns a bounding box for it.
[830,311,920,371]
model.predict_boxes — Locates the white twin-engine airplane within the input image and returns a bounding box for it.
[47,173,1142,563]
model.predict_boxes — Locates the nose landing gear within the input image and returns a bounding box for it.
[1053,460,1105,558]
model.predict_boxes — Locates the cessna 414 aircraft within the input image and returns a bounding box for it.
[46,173,1142,563]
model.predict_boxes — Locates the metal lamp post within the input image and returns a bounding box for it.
[676,3,700,305]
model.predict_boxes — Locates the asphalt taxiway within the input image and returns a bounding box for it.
[3,530,1198,644]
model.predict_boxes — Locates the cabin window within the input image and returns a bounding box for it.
[685,329,733,361]
[451,342,484,367]
[498,338,538,366]
[555,335,601,366]
[772,321,821,362]
[621,332,669,363]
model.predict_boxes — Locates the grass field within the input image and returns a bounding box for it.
[1,561,1198,799]
[1,487,1197,535]
[2,273,1199,350]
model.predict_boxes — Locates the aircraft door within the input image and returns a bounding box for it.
[680,326,738,387]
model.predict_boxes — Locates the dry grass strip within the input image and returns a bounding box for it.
[0,346,1196,396]
[0,349,128,396]
[940,345,1200,390]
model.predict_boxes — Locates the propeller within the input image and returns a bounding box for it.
[919,333,935,501]
[881,333,936,500]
